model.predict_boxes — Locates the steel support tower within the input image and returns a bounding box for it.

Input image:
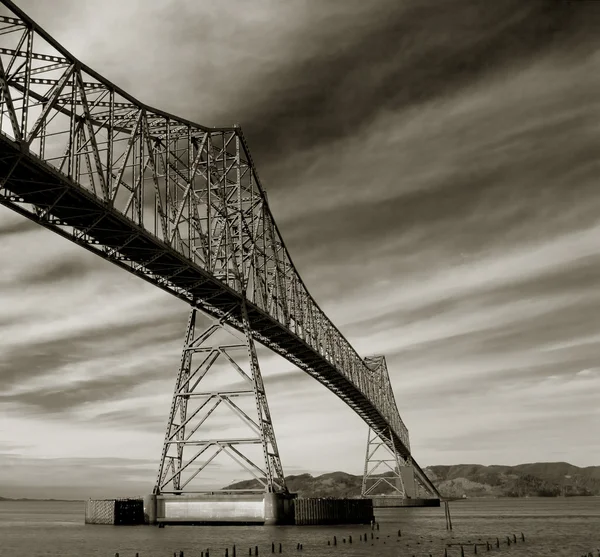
[154,304,287,494]
[362,426,416,497]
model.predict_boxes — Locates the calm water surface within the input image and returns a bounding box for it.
[0,498,598,557]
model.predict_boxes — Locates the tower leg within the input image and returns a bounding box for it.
[154,304,287,495]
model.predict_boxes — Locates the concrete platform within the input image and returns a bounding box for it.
[86,494,422,525]
[145,493,296,525]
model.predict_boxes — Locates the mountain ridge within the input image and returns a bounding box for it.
[224,462,600,498]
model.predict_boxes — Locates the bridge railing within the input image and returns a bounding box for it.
[0,1,411,455]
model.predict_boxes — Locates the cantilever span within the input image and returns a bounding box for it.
[0,0,439,498]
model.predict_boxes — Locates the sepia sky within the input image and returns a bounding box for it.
[1,0,600,499]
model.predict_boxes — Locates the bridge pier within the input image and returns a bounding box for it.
[263,492,296,525]
[143,494,157,525]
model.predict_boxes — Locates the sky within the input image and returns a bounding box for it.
[1,0,600,499]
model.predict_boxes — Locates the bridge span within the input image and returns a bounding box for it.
[0,0,440,503]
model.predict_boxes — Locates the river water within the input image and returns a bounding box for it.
[0,497,598,557]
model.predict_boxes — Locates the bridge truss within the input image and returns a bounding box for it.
[0,0,439,498]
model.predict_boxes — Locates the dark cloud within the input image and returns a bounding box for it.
[241,0,599,162]
[1,374,153,414]
[0,218,36,238]
[0,312,186,394]
[19,256,90,286]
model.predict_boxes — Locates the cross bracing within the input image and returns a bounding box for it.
[0,0,439,498]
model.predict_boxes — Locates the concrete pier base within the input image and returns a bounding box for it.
[143,494,157,525]
[155,493,282,525]
[264,492,296,525]
[154,492,296,525]
[86,494,403,525]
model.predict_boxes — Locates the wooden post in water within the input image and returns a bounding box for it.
[443,500,453,531]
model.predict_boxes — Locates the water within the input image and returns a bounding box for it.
[0,498,598,557]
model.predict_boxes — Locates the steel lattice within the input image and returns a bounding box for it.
[155,305,287,495]
[0,0,439,498]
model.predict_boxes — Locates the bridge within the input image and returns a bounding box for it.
[0,0,440,521]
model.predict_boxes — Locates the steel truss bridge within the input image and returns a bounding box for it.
[0,0,439,499]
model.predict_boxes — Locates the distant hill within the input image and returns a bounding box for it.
[224,462,600,498]
[427,462,600,498]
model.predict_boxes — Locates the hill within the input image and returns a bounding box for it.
[224,462,600,498]
[427,462,600,498]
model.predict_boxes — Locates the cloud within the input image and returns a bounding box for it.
[1,0,600,498]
